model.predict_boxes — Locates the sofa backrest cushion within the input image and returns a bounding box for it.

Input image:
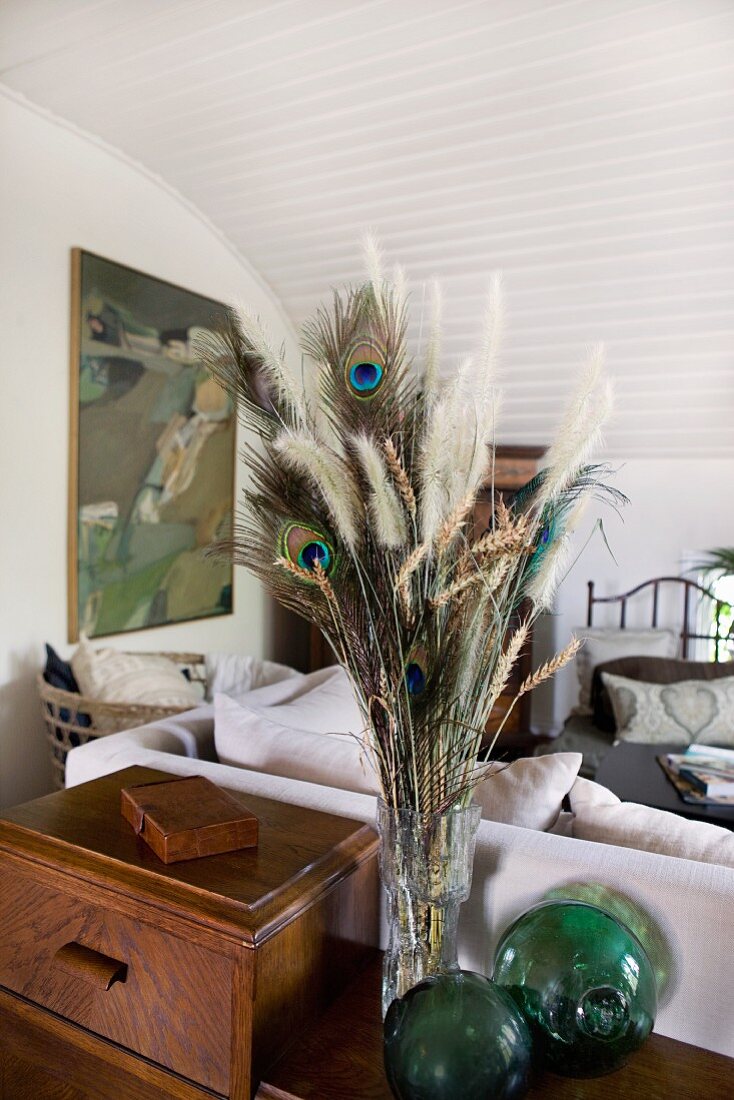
[204,652,302,701]
[214,682,582,830]
[569,776,734,868]
[473,754,582,831]
[214,691,379,795]
[228,666,365,734]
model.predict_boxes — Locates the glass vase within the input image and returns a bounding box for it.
[376,797,481,1017]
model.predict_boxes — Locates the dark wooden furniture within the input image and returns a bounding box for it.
[0,766,379,1099]
[587,575,730,660]
[473,446,545,754]
[595,742,734,829]
[256,953,734,1100]
[309,445,547,757]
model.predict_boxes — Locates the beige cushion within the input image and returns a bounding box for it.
[602,671,734,746]
[71,636,199,710]
[233,666,364,735]
[569,777,734,868]
[204,652,301,701]
[214,692,378,795]
[474,753,583,831]
[216,687,581,830]
[574,628,678,713]
[568,775,621,807]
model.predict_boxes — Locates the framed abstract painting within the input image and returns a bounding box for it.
[68,249,235,641]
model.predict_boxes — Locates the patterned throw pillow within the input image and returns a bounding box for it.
[574,628,678,714]
[601,672,734,746]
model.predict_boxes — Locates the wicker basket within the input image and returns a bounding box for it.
[38,652,206,790]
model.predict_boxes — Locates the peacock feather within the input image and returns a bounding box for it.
[200,242,622,814]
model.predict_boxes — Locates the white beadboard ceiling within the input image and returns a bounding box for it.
[2,0,734,457]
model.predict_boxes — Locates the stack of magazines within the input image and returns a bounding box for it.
[659,745,734,806]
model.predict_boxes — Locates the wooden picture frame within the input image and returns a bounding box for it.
[68,249,235,641]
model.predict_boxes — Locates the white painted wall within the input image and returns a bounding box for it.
[532,456,734,734]
[0,91,298,807]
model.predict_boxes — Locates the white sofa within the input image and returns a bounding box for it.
[66,704,734,1059]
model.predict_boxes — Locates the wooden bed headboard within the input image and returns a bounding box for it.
[587,576,730,661]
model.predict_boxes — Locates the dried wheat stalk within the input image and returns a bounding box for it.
[383,437,417,518]
[517,636,583,697]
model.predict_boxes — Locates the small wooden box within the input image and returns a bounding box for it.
[121,775,259,864]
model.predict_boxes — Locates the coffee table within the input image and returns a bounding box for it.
[595,742,734,829]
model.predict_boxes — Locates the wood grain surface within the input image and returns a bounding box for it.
[0,767,380,1099]
[120,775,259,864]
[0,988,211,1099]
[257,953,734,1100]
[0,859,233,1094]
[0,766,379,945]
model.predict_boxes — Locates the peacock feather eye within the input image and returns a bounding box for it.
[283,523,335,576]
[405,646,428,697]
[529,512,557,571]
[406,662,426,696]
[345,339,386,399]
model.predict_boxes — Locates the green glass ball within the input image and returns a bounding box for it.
[383,970,532,1100]
[493,901,657,1078]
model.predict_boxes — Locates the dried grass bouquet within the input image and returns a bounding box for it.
[201,242,621,815]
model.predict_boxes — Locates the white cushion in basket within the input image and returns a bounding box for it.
[71,635,198,709]
[569,776,734,869]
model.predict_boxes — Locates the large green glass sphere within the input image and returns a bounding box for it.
[383,970,532,1100]
[493,901,657,1078]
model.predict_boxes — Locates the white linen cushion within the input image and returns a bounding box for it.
[574,628,678,713]
[570,795,734,870]
[473,753,583,831]
[216,680,581,829]
[214,692,378,795]
[231,665,364,735]
[204,652,301,701]
[71,635,199,709]
[602,672,734,746]
[568,776,621,808]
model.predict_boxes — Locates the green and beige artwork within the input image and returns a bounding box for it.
[70,251,234,639]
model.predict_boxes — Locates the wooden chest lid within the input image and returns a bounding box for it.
[0,766,378,946]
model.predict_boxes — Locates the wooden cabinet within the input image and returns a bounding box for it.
[475,445,545,754]
[0,767,379,1099]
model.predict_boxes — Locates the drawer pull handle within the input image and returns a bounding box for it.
[53,942,128,990]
